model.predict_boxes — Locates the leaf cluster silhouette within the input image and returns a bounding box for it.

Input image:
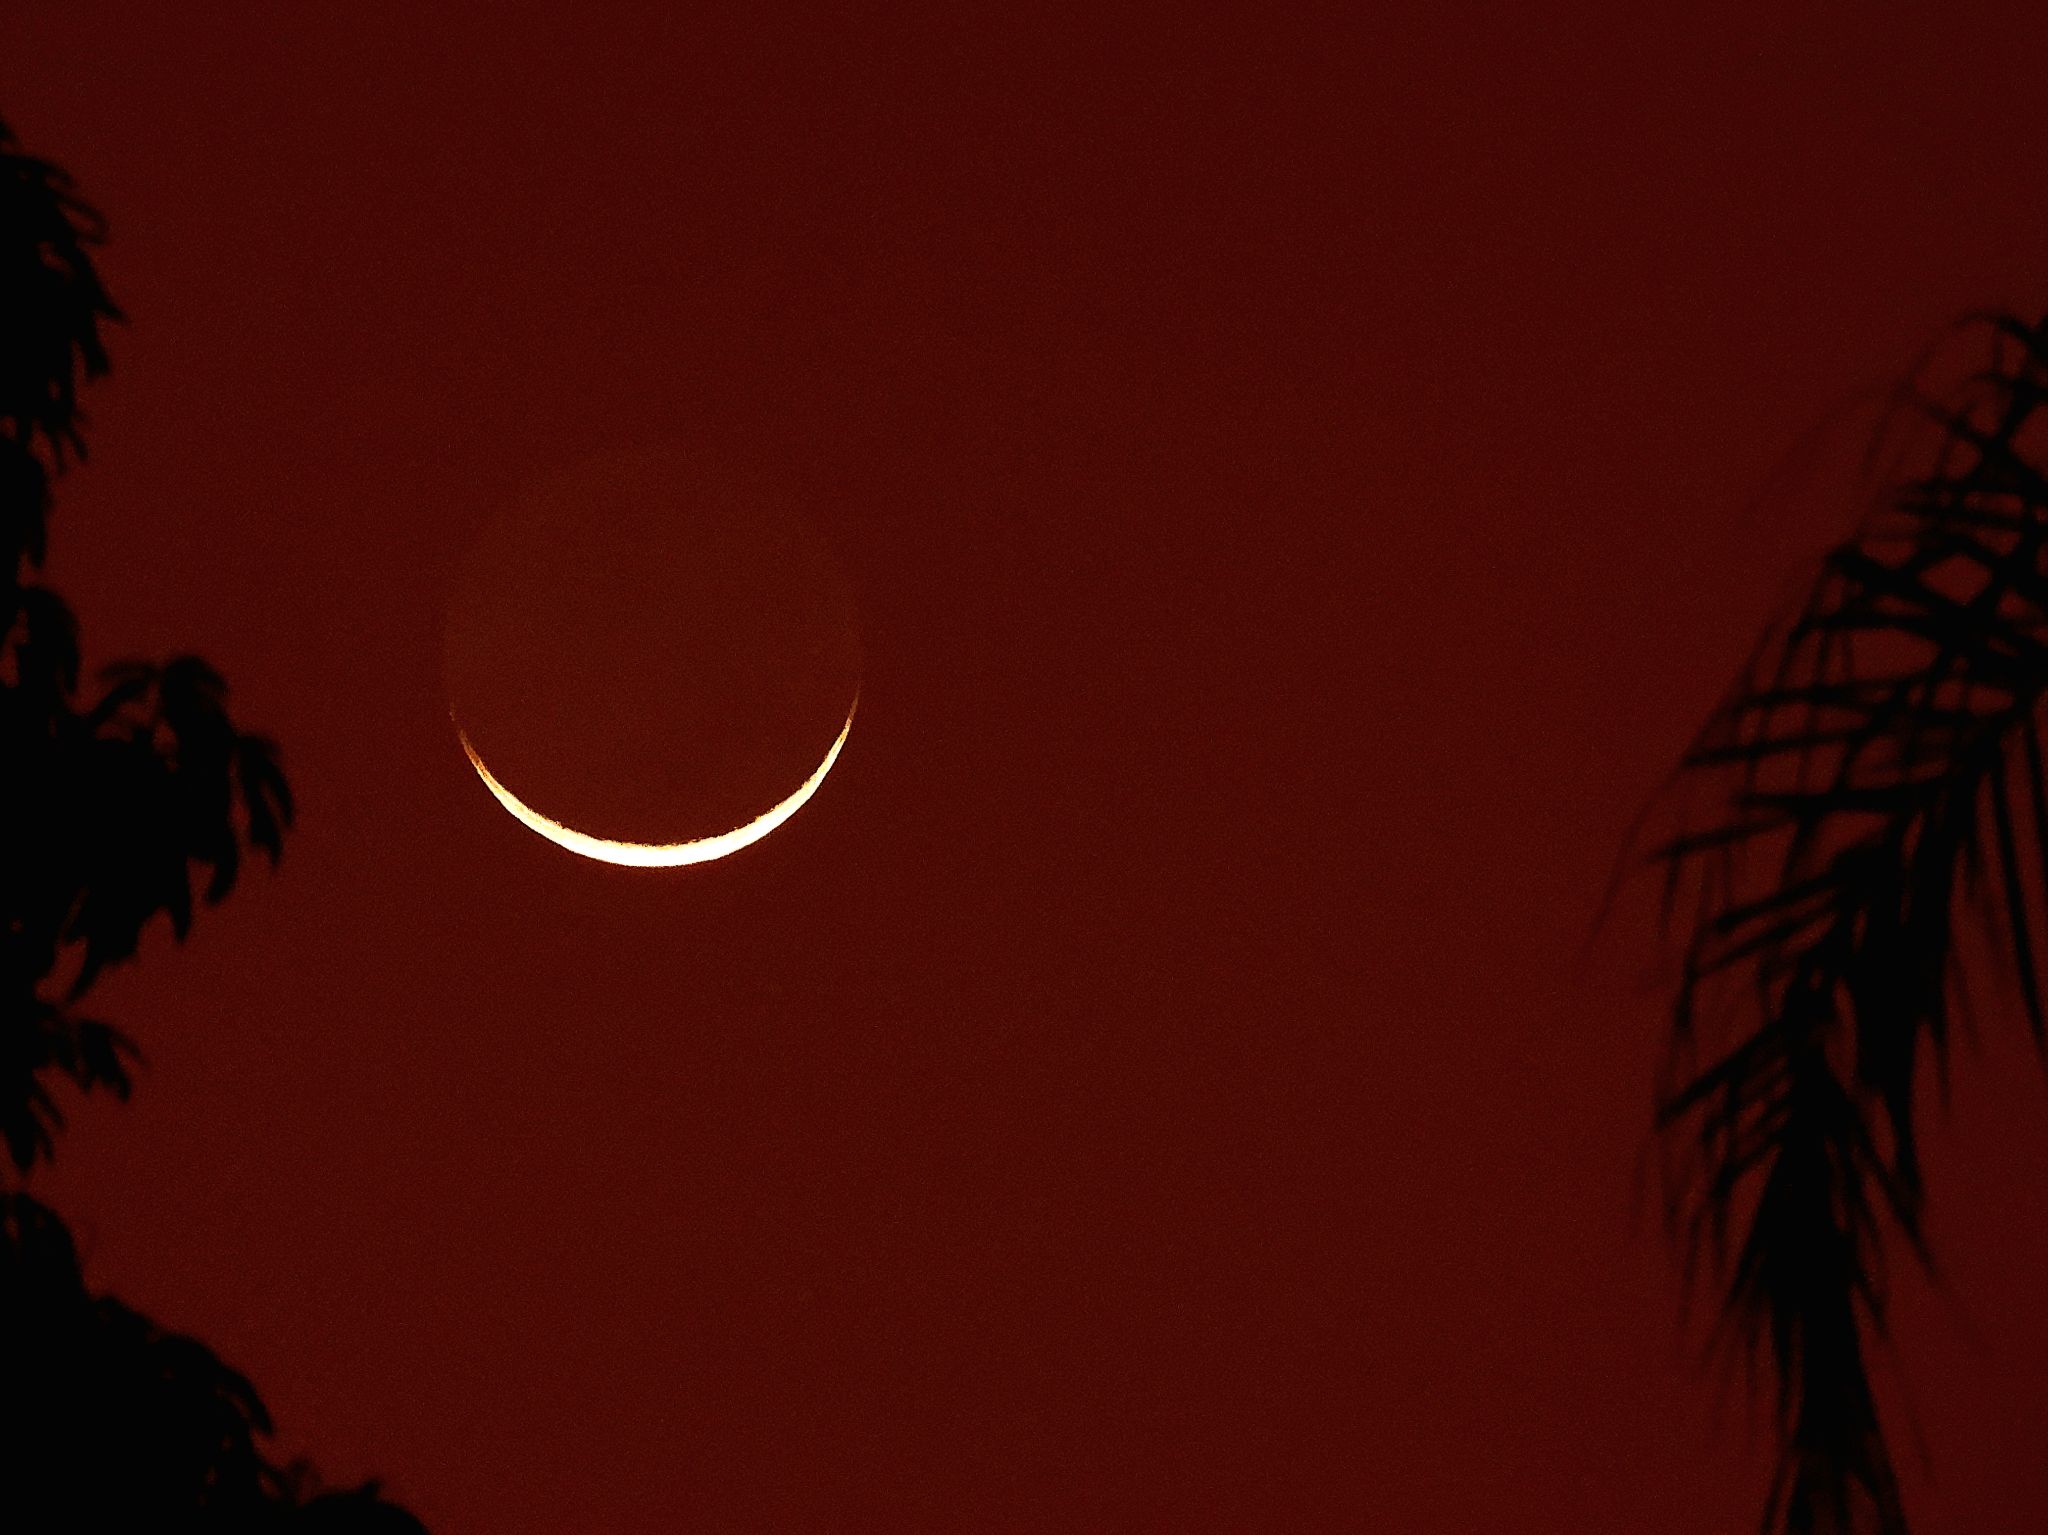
[0,114,423,1532]
[1654,312,2048,1534]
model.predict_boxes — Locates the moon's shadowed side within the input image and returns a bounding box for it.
[443,450,862,852]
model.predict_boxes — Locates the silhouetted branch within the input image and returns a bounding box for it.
[0,111,424,1533]
[0,116,294,1174]
[0,114,120,602]
[1,1191,428,1532]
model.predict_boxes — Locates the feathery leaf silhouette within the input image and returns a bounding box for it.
[1656,310,2048,1534]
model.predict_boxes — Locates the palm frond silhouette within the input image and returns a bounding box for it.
[1654,311,2048,1534]
[0,113,422,1531]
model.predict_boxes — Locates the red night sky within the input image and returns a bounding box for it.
[11,5,2048,1531]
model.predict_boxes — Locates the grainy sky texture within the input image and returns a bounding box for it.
[11,5,2048,1531]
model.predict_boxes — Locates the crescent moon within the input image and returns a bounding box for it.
[456,696,857,868]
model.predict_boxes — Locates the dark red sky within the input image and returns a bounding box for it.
[12,4,2048,1530]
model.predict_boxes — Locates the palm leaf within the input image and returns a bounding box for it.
[1654,311,2048,1535]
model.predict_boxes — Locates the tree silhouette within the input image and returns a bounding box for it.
[0,115,423,1533]
[1650,312,2048,1534]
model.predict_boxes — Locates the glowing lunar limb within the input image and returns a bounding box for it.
[458,697,856,867]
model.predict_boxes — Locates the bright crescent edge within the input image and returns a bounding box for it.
[456,695,858,868]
